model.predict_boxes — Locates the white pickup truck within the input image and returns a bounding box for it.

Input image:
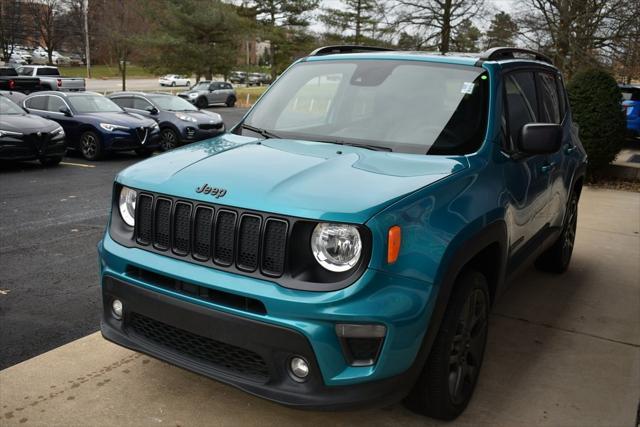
[15,65,85,92]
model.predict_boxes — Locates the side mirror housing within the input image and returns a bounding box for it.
[59,106,72,117]
[146,106,158,115]
[518,123,561,155]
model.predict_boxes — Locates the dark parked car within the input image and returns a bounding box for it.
[22,91,160,160]
[108,92,224,151]
[0,94,66,165]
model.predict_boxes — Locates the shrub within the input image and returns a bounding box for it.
[567,69,627,181]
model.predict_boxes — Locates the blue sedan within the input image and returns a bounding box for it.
[620,84,640,140]
[22,91,160,160]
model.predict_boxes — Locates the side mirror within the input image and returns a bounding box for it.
[146,106,158,115]
[518,123,561,155]
[59,106,72,117]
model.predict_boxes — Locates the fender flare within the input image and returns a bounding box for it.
[403,220,508,387]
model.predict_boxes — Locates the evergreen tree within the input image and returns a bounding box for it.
[451,18,481,52]
[320,0,384,45]
[485,12,518,48]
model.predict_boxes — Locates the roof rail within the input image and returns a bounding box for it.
[480,47,552,64]
[309,45,395,56]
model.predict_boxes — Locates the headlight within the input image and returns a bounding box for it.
[151,122,159,129]
[51,126,65,136]
[0,129,23,138]
[100,123,128,132]
[118,186,137,227]
[311,223,362,272]
[188,92,198,98]
[175,112,197,123]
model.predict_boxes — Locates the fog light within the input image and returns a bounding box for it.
[290,357,309,381]
[112,299,123,320]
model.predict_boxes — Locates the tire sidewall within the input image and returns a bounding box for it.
[79,130,102,161]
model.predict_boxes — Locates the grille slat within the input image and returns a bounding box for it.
[193,207,214,260]
[214,211,237,266]
[237,215,261,271]
[133,193,288,279]
[173,202,192,255]
[154,199,172,249]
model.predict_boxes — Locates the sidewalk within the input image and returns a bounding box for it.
[1,187,639,426]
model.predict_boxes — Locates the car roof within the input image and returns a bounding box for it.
[109,91,174,97]
[303,46,557,69]
[25,91,102,98]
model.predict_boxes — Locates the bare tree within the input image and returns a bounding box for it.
[0,0,22,61]
[519,0,638,77]
[394,0,485,53]
[26,0,64,65]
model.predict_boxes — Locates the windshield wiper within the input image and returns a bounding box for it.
[240,123,281,139]
[312,138,392,152]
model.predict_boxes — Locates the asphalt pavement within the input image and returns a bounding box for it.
[0,107,248,369]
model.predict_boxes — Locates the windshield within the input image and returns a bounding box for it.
[147,95,197,111]
[68,95,123,113]
[193,82,210,90]
[0,96,24,115]
[241,60,488,154]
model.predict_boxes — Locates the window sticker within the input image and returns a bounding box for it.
[461,82,475,94]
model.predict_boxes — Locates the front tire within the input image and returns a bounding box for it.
[79,130,103,161]
[160,128,179,151]
[171,81,176,87]
[535,191,579,273]
[185,81,191,87]
[196,97,208,109]
[405,270,489,420]
[226,96,236,108]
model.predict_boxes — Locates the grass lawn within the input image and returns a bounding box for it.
[58,64,156,79]
[235,86,268,106]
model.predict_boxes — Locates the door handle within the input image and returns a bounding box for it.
[541,162,556,173]
[565,145,576,155]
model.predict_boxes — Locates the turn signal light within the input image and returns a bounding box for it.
[387,225,401,264]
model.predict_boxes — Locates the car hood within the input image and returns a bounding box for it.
[0,113,59,132]
[117,134,468,223]
[179,89,206,96]
[78,111,155,127]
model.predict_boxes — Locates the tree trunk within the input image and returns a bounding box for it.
[355,0,362,44]
[441,0,452,53]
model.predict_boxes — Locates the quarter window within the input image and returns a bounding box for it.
[538,73,561,123]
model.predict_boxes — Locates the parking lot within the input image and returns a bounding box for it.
[0,107,247,369]
[0,185,638,426]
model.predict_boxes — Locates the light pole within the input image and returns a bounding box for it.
[83,0,91,78]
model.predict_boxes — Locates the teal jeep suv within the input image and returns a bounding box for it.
[99,46,587,419]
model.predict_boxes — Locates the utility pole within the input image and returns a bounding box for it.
[83,0,91,78]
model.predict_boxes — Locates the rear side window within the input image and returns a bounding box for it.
[24,95,46,110]
[224,83,233,90]
[47,96,66,112]
[505,72,538,145]
[538,73,561,123]
[111,97,133,108]
[36,68,60,76]
[17,67,33,76]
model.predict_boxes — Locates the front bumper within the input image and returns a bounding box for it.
[104,129,161,151]
[179,125,225,143]
[99,233,436,409]
[0,135,65,161]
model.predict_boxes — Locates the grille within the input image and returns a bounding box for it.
[135,193,289,277]
[128,313,269,381]
[136,127,149,143]
[199,123,223,130]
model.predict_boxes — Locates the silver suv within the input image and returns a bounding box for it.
[178,81,236,108]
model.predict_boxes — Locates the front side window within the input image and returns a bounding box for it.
[504,72,538,146]
[47,96,66,112]
[538,72,561,123]
[67,95,122,113]
[111,97,133,108]
[36,67,60,76]
[132,97,152,110]
[16,67,33,76]
[242,60,489,154]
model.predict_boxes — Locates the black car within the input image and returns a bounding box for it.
[109,92,225,151]
[0,94,66,166]
[22,91,160,160]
